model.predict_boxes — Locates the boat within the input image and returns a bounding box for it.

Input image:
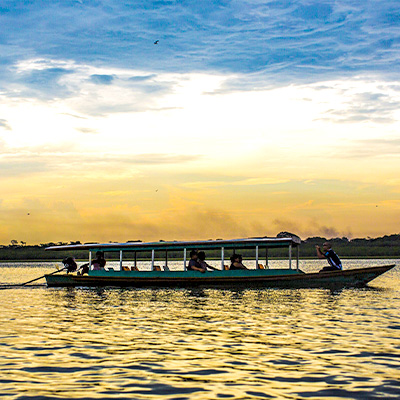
[44,237,395,289]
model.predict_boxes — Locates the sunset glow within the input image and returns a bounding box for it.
[1,2,400,243]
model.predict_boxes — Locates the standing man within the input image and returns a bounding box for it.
[316,242,342,272]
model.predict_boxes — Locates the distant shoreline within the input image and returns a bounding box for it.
[1,234,399,261]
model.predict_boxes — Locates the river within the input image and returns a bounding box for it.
[0,259,399,399]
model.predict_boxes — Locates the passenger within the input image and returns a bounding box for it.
[78,251,106,275]
[63,257,78,273]
[229,254,248,270]
[198,251,217,271]
[78,264,89,275]
[187,250,206,273]
[316,242,342,272]
[91,251,106,270]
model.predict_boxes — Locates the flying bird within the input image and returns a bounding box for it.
[154,40,159,45]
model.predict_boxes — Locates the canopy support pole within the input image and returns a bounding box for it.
[89,251,92,271]
[265,247,269,269]
[151,249,155,271]
[134,252,137,268]
[296,245,299,272]
[119,250,123,271]
[289,243,292,269]
[221,247,225,270]
[183,248,187,271]
[256,245,259,269]
[165,250,168,268]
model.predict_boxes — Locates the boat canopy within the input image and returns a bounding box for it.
[46,236,300,253]
[47,236,301,272]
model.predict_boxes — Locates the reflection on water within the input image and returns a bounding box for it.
[0,261,399,399]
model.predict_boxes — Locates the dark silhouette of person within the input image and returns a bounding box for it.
[229,254,248,270]
[187,250,206,273]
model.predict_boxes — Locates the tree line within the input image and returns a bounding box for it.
[0,234,399,261]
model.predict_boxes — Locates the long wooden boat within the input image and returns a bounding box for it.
[45,237,395,289]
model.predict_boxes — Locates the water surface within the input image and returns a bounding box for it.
[0,260,399,399]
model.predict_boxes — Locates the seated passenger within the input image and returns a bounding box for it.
[63,257,78,273]
[229,254,248,270]
[187,250,206,273]
[78,263,89,275]
[198,251,217,271]
[92,251,106,270]
[77,252,106,275]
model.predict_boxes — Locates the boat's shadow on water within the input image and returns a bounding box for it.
[49,282,390,297]
[44,284,392,314]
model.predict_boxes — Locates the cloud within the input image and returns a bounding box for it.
[61,113,87,120]
[1,0,400,88]
[13,66,75,100]
[272,218,304,237]
[180,177,289,190]
[318,225,339,238]
[164,207,253,240]
[1,2,400,117]
[90,74,114,85]
[0,119,11,130]
[293,4,334,20]
[0,144,202,178]
[0,199,256,244]
[272,218,351,240]
[0,142,75,177]
[0,159,49,177]
[320,91,400,124]
[0,58,176,115]
[128,74,157,82]
[337,138,400,159]
[128,154,200,165]
[75,127,98,134]
[232,177,290,186]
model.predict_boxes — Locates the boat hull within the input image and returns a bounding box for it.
[45,265,395,289]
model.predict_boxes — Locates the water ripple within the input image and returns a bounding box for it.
[0,261,399,399]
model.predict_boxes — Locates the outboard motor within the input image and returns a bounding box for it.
[62,257,78,273]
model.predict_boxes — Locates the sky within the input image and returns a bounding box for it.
[1,0,400,244]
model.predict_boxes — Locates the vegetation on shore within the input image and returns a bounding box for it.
[1,234,399,261]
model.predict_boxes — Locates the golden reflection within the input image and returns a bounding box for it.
[0,263,399,399]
